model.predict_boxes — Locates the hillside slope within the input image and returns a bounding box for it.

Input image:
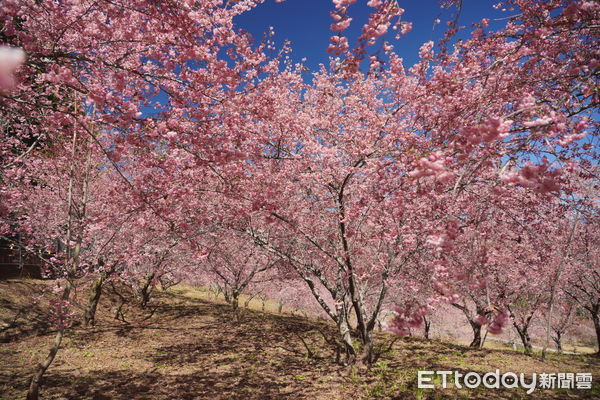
[1,280,599,400]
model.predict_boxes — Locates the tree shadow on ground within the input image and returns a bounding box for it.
[39,367,309,400]
[0,281,53,342]
[2,286,599,400]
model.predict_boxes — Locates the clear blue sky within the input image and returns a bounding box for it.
[235,0,507,73]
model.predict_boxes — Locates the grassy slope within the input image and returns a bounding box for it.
[0,280,599,400]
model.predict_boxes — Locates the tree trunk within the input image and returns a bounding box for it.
[423,316,431,340]
[140,289,151,308]
[84,263,117,326]
[480,328,488,349]
[231,292,239,312]
[348,298,378,365]
[342,299,375,365]
[109,282,128,322]
[469,320,482,348]
[552,331,563,354]
[83,277,103,326]
[338,312,356,365]
[27,281,73,400]
[360,336,374,366]
[139,273,155,308]
[83,276,104,327]
[515,324,533,355]
[27,329,64,400]
[452,303,483,348]
[592,310,600,356]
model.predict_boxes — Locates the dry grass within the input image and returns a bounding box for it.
[1,280,599,399]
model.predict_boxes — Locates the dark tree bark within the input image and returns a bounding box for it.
[83,262,117,327]
[452,302,484,348]
[139,272,155,309]
[552,331,563,354]
[506,304,537,356]
[231,291,239,312]
[423,315,431,340]
[593,308,600,356]
[83,277,103,327]
[469,320,483,348]
[514,323,534,355]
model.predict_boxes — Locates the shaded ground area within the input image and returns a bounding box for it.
[1,280,599,399]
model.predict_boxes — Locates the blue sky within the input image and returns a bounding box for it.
[235,0,507,72]
[143,1,508,113]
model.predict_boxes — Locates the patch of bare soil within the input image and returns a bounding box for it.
[1,281,599,399]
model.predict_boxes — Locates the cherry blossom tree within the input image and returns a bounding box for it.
[203,0,599,365]
[548,292,579,354]
[2,0,287,398]
[199,228,276,313]
[0,1,597,395]
[565,216,600,355]
[5,118,102,399]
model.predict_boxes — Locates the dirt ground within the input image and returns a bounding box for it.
[1,280,599,400]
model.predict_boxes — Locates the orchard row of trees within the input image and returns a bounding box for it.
[0,0,598,399]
